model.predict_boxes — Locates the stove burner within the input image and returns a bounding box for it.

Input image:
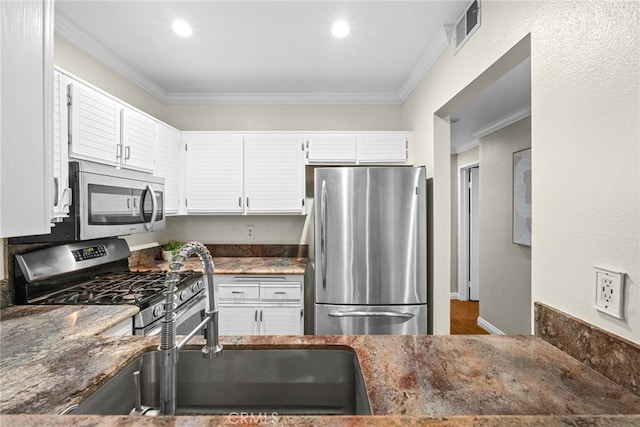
[39,270,200,307]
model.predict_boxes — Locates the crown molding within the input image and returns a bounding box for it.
[397,26,451,102]
[472,104,532,139]
[451,138,479,154]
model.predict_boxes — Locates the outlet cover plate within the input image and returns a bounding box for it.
[593,266,625,320]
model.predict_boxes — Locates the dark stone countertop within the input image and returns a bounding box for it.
[133,256,308,276]
[1,305,639,426]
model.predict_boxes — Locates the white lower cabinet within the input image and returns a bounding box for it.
[215,275,304,336]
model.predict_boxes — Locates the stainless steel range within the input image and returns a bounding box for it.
[13,238,206,336]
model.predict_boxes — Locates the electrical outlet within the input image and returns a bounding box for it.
[246,225,255,241]
[594,267,625,319]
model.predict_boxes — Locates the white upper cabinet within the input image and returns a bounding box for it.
[154,123,182,214]
[357,133,408,163]
[184,133,244,214]
[64,72,156,172]
[120,107,155,172]
[244,134,305,214]
[306,134,357,164]
[183,133,306,215]
[304,132,409,165]
[67,79,121,166]
[51,71,71,222]
[0,0,54,237]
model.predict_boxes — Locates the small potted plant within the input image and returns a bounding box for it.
[161,240,184,262]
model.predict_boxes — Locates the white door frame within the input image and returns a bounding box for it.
[457,161,479,301]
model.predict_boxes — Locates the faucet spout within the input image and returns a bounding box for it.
[158,241,222,415]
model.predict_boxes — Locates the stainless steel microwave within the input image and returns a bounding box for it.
[11,161,165,243]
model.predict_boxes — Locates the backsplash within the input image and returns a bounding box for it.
[535,302,640,396]
[128,243,309,270]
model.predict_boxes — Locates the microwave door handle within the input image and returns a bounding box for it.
[144,184,158,230]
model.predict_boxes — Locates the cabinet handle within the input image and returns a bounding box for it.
[238,196,242,208]
[124,146,131,160]
[53,177,59,206]
[116,144,123,159]
[260,310,263,322]
[246,197,250,208]
[255,310,258,322]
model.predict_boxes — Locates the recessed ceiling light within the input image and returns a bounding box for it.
[332,20,350,38]
[172,20,192,37]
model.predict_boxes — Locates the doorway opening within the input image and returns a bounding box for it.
[458,163,480,302]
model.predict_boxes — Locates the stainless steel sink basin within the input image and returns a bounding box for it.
[69,348,371,416]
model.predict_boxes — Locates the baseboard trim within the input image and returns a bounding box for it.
[477,316,505,335]
[450,293,460,300]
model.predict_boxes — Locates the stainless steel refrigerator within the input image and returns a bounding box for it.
[314,166,427,335]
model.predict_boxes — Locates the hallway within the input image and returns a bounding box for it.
[450,300,490,335]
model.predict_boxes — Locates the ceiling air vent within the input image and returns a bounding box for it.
[455,0,481,53]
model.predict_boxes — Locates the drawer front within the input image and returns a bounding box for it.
[260,283,301,302]
[218,284,260,302]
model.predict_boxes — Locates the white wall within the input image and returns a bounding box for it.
[403,1,639,342]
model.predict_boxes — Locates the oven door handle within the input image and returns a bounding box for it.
[144,184,158,231]
[145,293,206,336]
[174,293,207,323]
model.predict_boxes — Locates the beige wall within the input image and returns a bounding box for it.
[165,104,402,132]
[403,1,639,342]
[478,117,531,334]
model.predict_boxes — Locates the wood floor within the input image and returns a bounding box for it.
[450,300,490,335]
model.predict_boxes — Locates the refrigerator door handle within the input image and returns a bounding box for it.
[328,310,415,319]
[320,180,328,292]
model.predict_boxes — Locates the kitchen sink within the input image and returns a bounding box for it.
[68,348,372,416]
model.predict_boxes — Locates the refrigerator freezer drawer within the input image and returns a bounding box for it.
[315,304,427,335]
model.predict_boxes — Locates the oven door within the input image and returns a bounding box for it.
[139,292,207,336]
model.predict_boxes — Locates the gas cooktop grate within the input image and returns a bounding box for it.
[35,270,199,306]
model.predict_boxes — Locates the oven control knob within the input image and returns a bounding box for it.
[179,290,187,301]
[153,305,163,318]
[191,281,201,293]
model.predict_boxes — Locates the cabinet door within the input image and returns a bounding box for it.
[0,0,54,237]
[68,80,121,166]
[357,133,408,164]
[306,134,357,164]
[51,71,71,221]
[260,306,303,335]
[244,134,305,214]
[154,123,182,214]
[184,133,244,213]
[218,305,260,335]
[120,107,155,172]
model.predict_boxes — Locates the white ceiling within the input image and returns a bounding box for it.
[55,0,468,104]
[450,57,531,153]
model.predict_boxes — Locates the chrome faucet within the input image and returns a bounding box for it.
[158,241,223,415]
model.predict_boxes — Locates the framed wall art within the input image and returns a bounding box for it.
[513,148,531,246]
